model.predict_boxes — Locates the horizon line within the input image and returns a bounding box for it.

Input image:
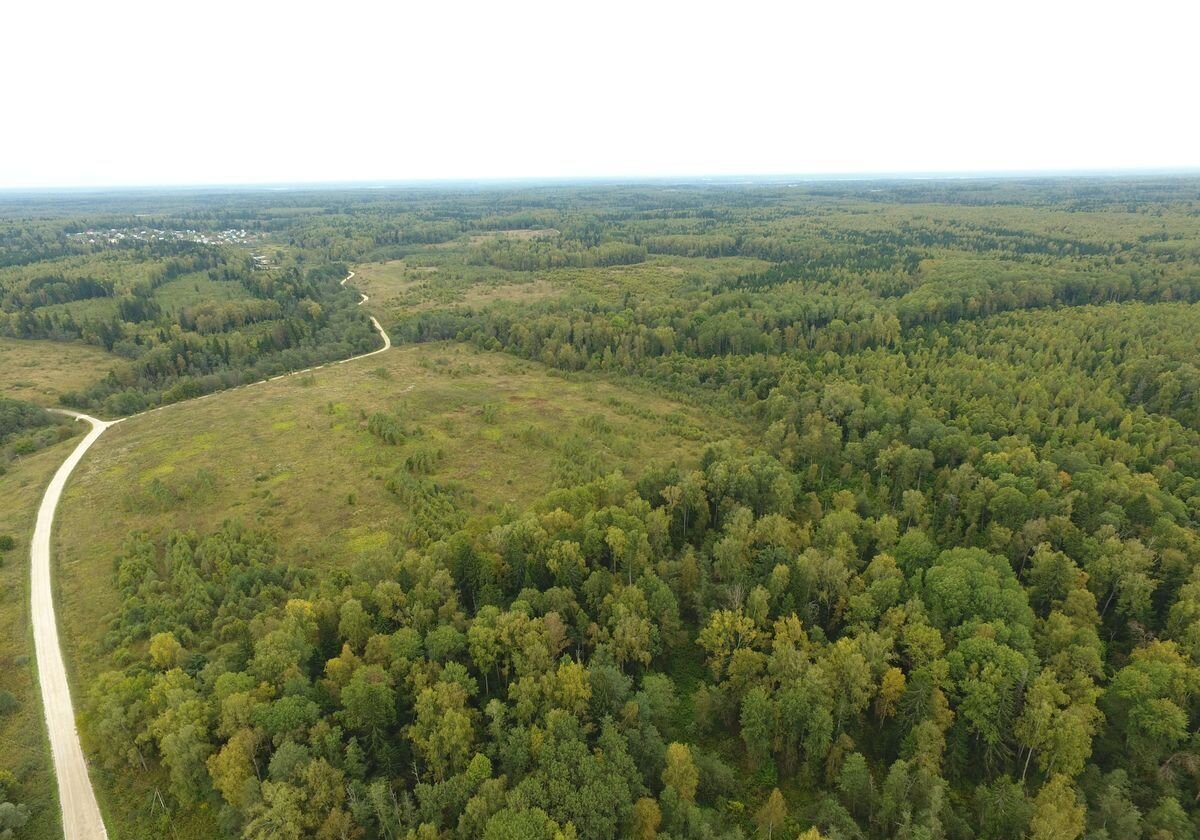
[3,166,1200,195]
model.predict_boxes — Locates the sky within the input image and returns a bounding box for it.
[4,0,1198,188]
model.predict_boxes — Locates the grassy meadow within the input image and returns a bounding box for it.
[0,338,124,410]
[150,273,255,313]
[353,252,770,321]
[352,256,558,314]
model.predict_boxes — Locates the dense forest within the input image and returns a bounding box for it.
[3,177,1200,839]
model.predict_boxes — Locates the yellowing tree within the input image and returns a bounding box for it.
[1029,774,1084,840]
[662,742,699,803]
[697,609,761,680]
[756,788,787,839]
[149,631,182,670]
[631,797,661,840]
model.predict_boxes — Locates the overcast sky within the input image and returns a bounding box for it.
[4,0,1198,188]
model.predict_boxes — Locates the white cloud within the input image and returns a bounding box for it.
[3,0,1197,187]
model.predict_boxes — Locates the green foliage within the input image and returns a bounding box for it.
[367,411,406,445]
[0,397,73,468]
[0,397,52,442]
[0,799,31,840]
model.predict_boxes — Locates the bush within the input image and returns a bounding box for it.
[403,444,443,475]
[368,412,405,445]
[0,769,15,801]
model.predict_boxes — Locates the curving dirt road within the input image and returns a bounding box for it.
[32,410,114,840]
[30,272,387,839]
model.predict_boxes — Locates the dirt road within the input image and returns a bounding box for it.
[30,410,113,840]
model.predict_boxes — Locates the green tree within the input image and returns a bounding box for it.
[836,752,876,822]
[206,727,261,808]
[340,665,396,743]
[148,669,213,805]
[410,679,476,781]
[338,598,374,652]
[741,686,775,766]
[84,671,154,772]
[0,803,30,840]
[244,781,306,840]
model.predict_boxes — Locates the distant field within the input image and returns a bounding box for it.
[355,253,770,322]
[0,337,123,407]
[0,437,80,840]
[465,227,560,244]
[35,296,121,322]
[55,341,741,684]
[32,271,255,321]
[353,257,559,312]
[532,254,771,305]
[151,272,254,312]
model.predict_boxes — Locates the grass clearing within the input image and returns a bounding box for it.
[152,272,254,313]
[465,228,560,244]
[36,296,122,322]
[354,258,559,313]
[354,253,770,323]
[0,337,124,408]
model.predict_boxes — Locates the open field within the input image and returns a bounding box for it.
[529,254,772,304]
[0,436,81,840]
[0,338,124,408]
[353,257,560,312]
[465,228,560,244]
[151,272,255,313]
[55,341,741,684]
[354,253,771,320]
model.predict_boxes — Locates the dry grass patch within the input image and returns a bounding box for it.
[0,337,124,408]
[354,259,559,313]
[466,228,559,245]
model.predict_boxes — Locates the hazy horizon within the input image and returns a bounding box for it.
[4,167,1200,196]
[6,0,1198,189]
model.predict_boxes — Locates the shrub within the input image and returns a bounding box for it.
[368,412,405,445]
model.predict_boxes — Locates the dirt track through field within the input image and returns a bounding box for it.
[30,272,387,839]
